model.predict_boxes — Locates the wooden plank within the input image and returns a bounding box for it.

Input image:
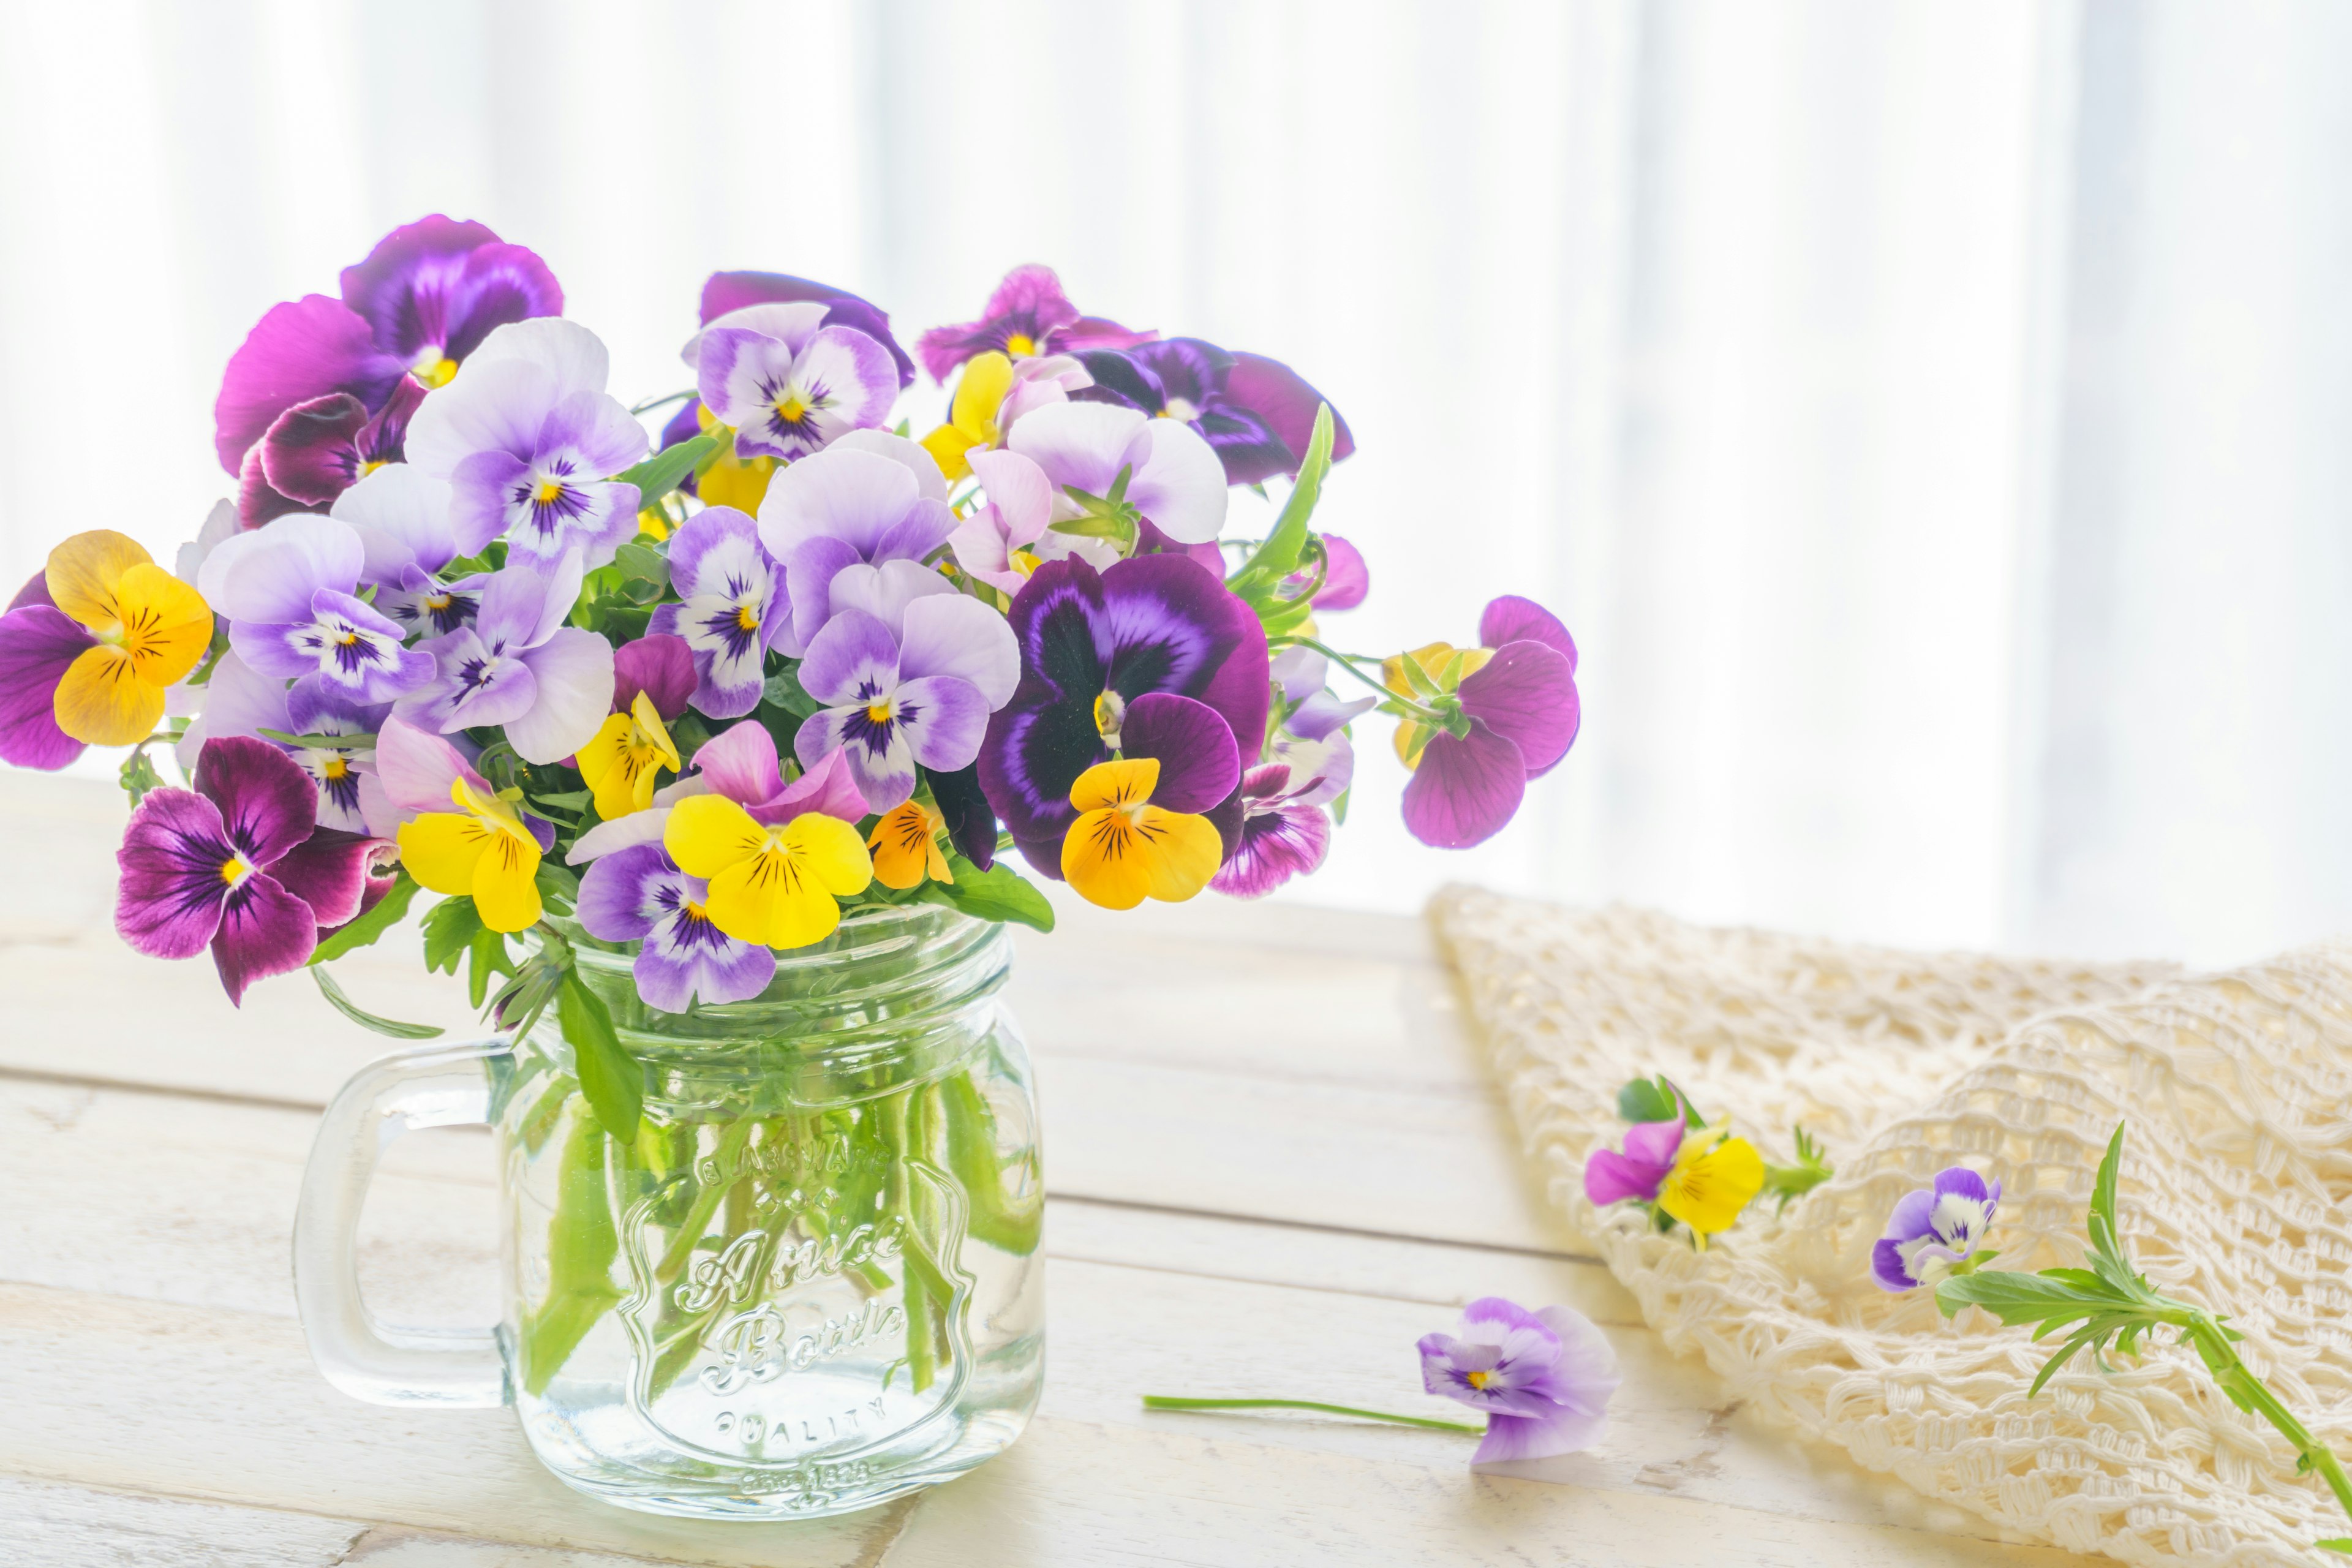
[0,1474,361,1567]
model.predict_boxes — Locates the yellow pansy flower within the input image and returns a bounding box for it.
[919,351,1016,481]
[663,795,873,949]
[1384,641,1493,768]
[1654,1124,1766,1248]
[868,799,954,890]
[44,530,213,745]
[576,692,681,821]
[397,777,545,933]
[1059,757,1223,911]
[692,402,777,513]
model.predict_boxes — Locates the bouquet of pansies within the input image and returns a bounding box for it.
[0,216,1581,1039]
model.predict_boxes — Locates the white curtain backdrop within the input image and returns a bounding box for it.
[0,0,2343,965]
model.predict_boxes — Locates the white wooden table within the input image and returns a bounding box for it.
[0,769,2105,1566]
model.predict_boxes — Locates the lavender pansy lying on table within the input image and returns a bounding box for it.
[0,215,1583,1138]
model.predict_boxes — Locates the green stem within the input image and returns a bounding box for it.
[1140,1396,1482,1434]
[2184,1316,2352,1530]
[1267,635,1453,725]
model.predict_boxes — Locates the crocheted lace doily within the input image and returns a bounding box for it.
[1431,889,2352,1567]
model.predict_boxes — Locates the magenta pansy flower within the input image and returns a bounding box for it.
[0,572,89,770]
[239,379,425,529]
[402,319,649,571]
[646,506,788,719]
[1418,1296,1621,1464]
[577,843,775,1013]
[693,302,900,463]
[113,736,383,1004]
[1400,596,1582,851]
[753,437,956,655]
[611,633,695,722]
[915,263,1156,383]
[1072,337,1358,488]
[1583,1120,1686,1208]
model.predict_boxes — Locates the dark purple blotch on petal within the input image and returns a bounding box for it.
[195,736,326,870]
[258,393,372,507]
[925,764,998,871]
[270,827,386,930]
[1225,352,1357,480]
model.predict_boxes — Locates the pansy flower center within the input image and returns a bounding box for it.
[865,697,895,725]
[424,593,452,612]
[734,604,760,633]
[1093,689,1126,747]
[1003,332,1037,357]
[532,478,565,505]
[322,755,350,782]
[218,854,254,888]
[360,458,390,477]
[774,390,811,425]
[410,347,458,389]
[1161,396,1200,423]
[1465,1370,1494,1391]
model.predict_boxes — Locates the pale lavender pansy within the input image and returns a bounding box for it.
[693,301,898,464]
[331,464,487,640]
[113,737,382,1005]
[578,842,774,1012]
[948,449,1054,596]
[172,650,396,837]
[793,593,1020,813]
[753,439,956,655]
[698,270,916,390]
[1006,399,1227,545]
[1419,1297,1621,1465]
[393,551,615,765]
[1872,1168,2002,1292]
[402,318,648,571]
[645,506,788,718]
[1583,1120,1685,1208]
[197,513,435,705]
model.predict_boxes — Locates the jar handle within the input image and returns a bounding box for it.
[293,1037,512,1408]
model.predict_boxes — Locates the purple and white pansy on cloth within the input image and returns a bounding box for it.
[394,551,615,765]
[402,318,649,571]
[197,514,436,706]
[1419,1297,1623,1464]
[691,301,899,463]
[646,506,788,719]
[577,842,775,1012]
[1872,1167,2002,1291]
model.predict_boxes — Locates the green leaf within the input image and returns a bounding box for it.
[535,860,579,917]
[118,748,168,806]
[1230,404,1336,599]
[916,855,1055,932]
[311,869,421,965]
[311,967,445,1040]
[762,665,827,720]
[421,895,485,977]
[258,728,375,750]
[558,974,641,1140]
[1934,1268,2116,1325]
[1617,1077,1679,1123]
[466,927,514,1009]
[616,431,721,508]
[2314,1539,2352,1555]
[2092,1121,2126,1240]
[2027,1324,2107,1398]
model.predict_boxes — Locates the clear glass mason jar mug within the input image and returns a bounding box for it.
[292,906,1046,1519]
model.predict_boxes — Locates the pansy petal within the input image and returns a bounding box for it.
[268,826,383,927]
[1124,417,1229,544]
[1479,595,1578,676]
[401,355,558,480]
[1621,1118,1687,1170]
[756,443,919,559]
[0,606,93,768]
[565,806,672,865]
[690,719,786,807]
[576,841,671,941]
[897,592,1020,707]
[536,389,650,479]
[1005,400,1144,498]
[1206,797,1328,898]
[209,872,317,1005]
[797,706,918,812]
[45,530,154,628]
[198,513,365,626]
[1459,641,1580,778]
[333,463,458,580]
[1118,693,1240,812]
[1314,533,1370,611]
[193,735,322,867]
[458,317,609,398]
[829,429,951,504]
[54,645,165,745]
[797,608,901,707]
[612,633,696,720]
[256,393,369,507]
[505,628,616,765]
[826,559,954,634]
[213,295,406,475]
[759,743,869,824]
[1224,352,1357,478]
[114,788,232,958]
[372,715,485,812]
[1400,721,1527,849]
[926,762,998,870]
[891,675,990,772]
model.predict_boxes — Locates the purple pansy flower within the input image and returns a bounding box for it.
[1400,597,1582,851]
[393,552,615,766]
[338,215,564,386]
[0,573,87,770]
[578,842,775,1012]
[1583,1120,1686,1208]
[979,554,1270,875]
[173,652,395,837]
[241,377,426,527]
[1206,762,1332,898]
[1872,1167,2002,1292]
[1006,400,1229,546]
[753,438,956,655]
[331,464,486,640]
[197,514,435,706]
[699,270,916,390]
[212,216,560,477]
[113,736,382,1004]
[794,590,1020,813]
[692,302,899,464]
[916,264,1156,383]
[1072,338,1357,488]
[1418,1297,1621,1465]
[646,507,788,718]
[402,319,649,571]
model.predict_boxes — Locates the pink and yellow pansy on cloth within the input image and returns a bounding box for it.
[7,216,1594,1030]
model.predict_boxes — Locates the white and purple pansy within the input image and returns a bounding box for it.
[393,551,615,766]
[1418,1296,1621,1464]
[577,842,775,1014]
[402,318,649,571]
[333,464,487,640]
[1006,399,1229,546]
[645,506,788,719]
[197,513,435,706]
[1872,1167,2002,1292]
[692,301,898,463]
[753,437,956,655]
[793,591,1020,814]
[169,653,395,836]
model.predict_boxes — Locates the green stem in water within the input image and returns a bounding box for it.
[1140,1396,1482,1435]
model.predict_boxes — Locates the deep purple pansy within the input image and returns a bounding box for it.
[916,264,1156,383]
[0,572,88,770]
[1071,337,1357,487]
[577,842,775,1013]
[611,633,695,723]
[979,554,1268,875]
[1419,1297,1621,1465]
[113,736,383,1004]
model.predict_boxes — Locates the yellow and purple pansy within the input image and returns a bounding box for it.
[0,530,213,765]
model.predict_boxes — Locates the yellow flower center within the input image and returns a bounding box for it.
[219,854,251,886]
[774,391,810,424]
[322,755,349,782]
[411,348,458,388]
[532,478,565,505]
[682,899,710,924]
[866,698,894,725]
[1465,1370,1494,1391]
[360,458,388,477]
[1092,689,1126,746]
[736,605,760,633]
[1161,396,1200,422]
[424,594,452,611]
[337,631,359,647]
[1003,333,1036,357]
